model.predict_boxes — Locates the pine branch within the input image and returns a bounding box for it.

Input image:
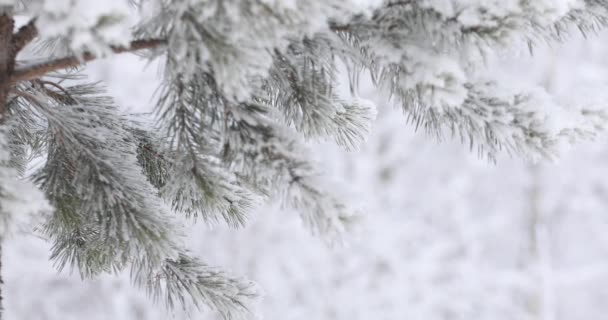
[222,102,360,242]
[10,39,167,83]
[140,252,259,318]
[27,82,176,276]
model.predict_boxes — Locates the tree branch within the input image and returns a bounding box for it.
[11,18,37,58]
[0,13,14,320]
[9,38,167,83]
[0,13,14,117]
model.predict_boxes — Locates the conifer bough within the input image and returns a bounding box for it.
[0,0,606,319]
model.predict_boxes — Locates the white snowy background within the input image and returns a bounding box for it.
[6,11,608,320]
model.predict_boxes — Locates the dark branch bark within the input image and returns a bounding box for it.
[0,13,14,320]
[9,38,167,83]
[11,18,38,58]
[0,13,15,116]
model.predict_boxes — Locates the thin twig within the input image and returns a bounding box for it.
[10,88,45,103]
[35,80,74,102]
[15,82,74,105]
[10,38,167,83]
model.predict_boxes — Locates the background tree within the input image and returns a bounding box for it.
[0,1,607,319]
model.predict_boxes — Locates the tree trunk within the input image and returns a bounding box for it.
[0,13,14,116]
[0,11,15,320]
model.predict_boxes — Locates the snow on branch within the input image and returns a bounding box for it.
[222,102,361,243]
[25,82,176,275]
[139,252,259,319]
[4,1,608,318]
[10,39,166,82]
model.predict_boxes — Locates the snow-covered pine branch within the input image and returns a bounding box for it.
[137,251,258,320]
[0,0,607,319]
[24,82,175,274]
[332,0,608,159]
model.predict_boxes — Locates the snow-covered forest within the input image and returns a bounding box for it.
[3,1,608,320]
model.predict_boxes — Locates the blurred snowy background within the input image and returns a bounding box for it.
[6,16,608,320]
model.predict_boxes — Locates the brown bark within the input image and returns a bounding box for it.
[0,13,14,117]
[0,13,14,320]
[10,38,167,84]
